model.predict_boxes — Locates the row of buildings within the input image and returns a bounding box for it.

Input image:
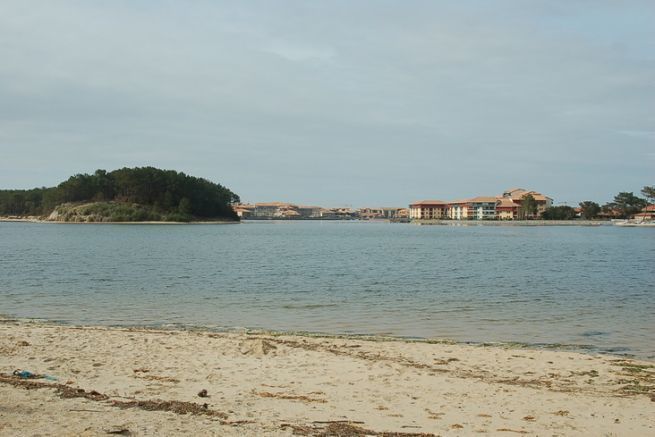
[234,190,655,223]
[233,202,409,220]
[234,188,554,222]
[408,188,553,221]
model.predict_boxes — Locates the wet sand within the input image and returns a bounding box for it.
[0,319,653,436]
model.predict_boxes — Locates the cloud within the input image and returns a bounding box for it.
[618,130,655,140]
[263,40,336,62]
[0,1,653,204]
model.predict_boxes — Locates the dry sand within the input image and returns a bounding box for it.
[0,319,653,436]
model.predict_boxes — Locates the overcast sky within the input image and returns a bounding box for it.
[1,1,653,206]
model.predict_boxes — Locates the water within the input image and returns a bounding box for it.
[1,221,653,358]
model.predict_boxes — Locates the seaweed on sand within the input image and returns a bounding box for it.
[283,421,435,436]
[0,373,228,419]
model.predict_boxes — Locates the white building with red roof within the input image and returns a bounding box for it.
[409,188,553,221]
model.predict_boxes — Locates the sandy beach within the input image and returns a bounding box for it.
[1,320,653,436]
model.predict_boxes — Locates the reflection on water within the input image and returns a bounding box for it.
[0,221,653,358]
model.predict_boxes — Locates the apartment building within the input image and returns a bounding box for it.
[409,188,553,221]
[502,188,553,217]
[297,205,323,218]
[252,202,295,218]
[360,207,408,220]
[495,198,520,220]
[233,204,254,218]
[234,202,358,220]
[408,200,449,220]
[467,197,499,220]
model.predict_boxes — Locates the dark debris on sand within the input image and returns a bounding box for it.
[0,373,227,419]
[283,422,436,436]
[111,399,227,418]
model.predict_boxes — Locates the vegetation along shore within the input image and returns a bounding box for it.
[0,167,240,223]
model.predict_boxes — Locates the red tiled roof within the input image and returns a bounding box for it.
[410,200,447,206]
[496,198,519,208]
[467,196,499,203]
[448,199,470,205]
[255,202,295,207]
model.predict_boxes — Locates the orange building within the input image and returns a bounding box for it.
[408,200,449,220]
[409,188,553,221]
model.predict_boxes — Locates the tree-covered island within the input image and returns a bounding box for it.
[0,167,240,222]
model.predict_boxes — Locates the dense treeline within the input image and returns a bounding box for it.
[600,191,649,219]
[0,167,240,221]
[541,186,653,220]
[541,205,577,220]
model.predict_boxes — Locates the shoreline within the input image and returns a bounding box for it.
[0,217,239,225]
[3,316,639,359]
[412,219,607,226]
[1,216,614,226]
[1,319,653,435]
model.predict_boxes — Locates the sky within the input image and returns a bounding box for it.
[0,1,653,206]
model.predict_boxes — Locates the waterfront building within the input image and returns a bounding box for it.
[253,202,295,218]
[315,207,357,219]
[233,204,254,218]
[358,207,384,220]
[331,207,358,219]
[447,200,469,220]
[359,207,408,220]
[381,207,408,219]
[297,205,323,218]
[409,188,553,221]
[634,204,655,221]
[501,188,553,217]
[495,198,519,220]
[465,196,498,220]
[395,208,409,219]
[408,200,449,220]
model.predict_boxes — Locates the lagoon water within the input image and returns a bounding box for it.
[1,221,653,358]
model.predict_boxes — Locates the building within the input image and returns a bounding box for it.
[297,206,323,218]
[447,200,469,220]
[315,207,357,219]
[409,200,449,220]
[501,188,553,217]
[233,204,254,218]
[252,202,291,218]
[332,207,358,219]
[495,198,519,220]
[634,204,655,221]
[359,207,408,220]
[465,196,498,220]
[358,207,384,220]
[409,188,553,221]
[395,208,409,219]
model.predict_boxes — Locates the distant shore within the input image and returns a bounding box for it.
[1,216,614,226]
[1,319,653,435]
[412,219,607,226]
[0,216,239,225]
